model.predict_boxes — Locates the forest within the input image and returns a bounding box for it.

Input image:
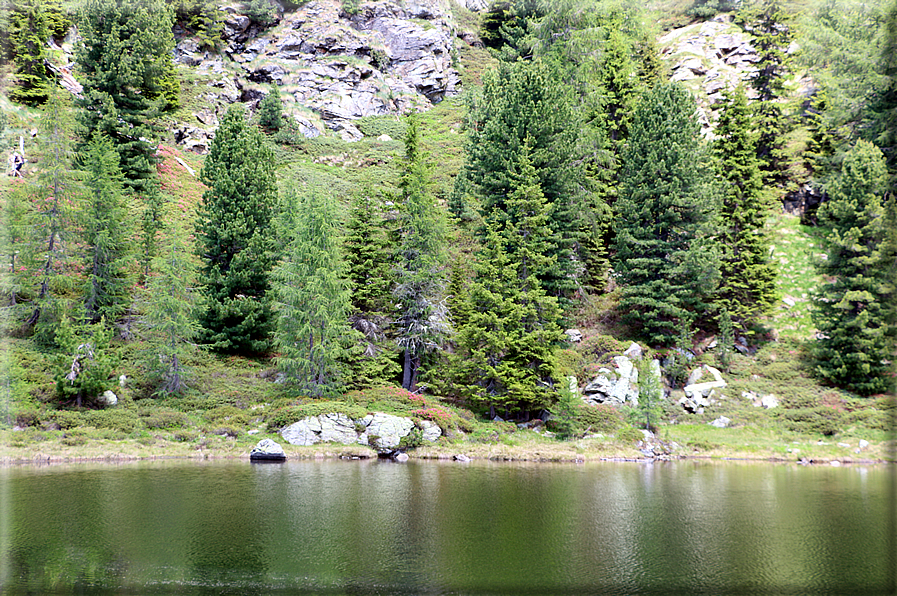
[0,0,894,459]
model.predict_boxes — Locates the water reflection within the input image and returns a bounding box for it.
[0,460,892,595]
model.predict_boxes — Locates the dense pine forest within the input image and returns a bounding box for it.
[0,0,894,460]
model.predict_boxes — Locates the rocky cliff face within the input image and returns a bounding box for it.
[173,0,463,151]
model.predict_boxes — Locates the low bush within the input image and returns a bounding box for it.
[140,409,191,429]
[204,406,249,427]
[779,406,844,436]
[50,410,85,429]
[355,115,407,139]
[84,409,142,433]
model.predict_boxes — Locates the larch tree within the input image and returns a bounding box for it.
[80,135,133,326]
[272,191,353,397]
[612,82,720,346]
[813,140,893,395]
[142,212,202,396]
[25,85,81,340]
[196,105,277,354]
[714,85,777,334]
[393,116,450,391]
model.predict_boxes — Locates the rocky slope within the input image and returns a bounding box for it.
[173,0,470,150]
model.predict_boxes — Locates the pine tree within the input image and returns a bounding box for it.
[714,85,777,333]
[453,146,562,416]
[598,26,638,148]
[80,136,133,325]
[54,311,118,407]
[76,0,178,193]
[613,82,720,346]
[257,85,283,132]
[867,0,897,174]
[813,140,893,395]
[464,58,586,303]
[142,212,202,396]
[740,0,793,184]
[7,0,62,105]
[196,104,277,354]
[272,191,353,397]
[394,116,450,391]
[344,191,399,386]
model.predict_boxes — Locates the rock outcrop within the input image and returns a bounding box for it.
[680,364,727,413]
[172,0,461,152]
[281,411,441,451]
[582,355,641,407]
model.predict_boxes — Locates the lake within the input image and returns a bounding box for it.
[0,459,893,595]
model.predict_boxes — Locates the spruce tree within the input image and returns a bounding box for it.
[813,140,893,395]
[54,311,117,407]
[272,191,353,397]
[142,212,202,396]
[80,136,133,325]
[76,0,178,193]
[613,82,720,346]
[598,26,638,148]
[394,116,450,391]
[196,105,277,354]
[714,85,777,334]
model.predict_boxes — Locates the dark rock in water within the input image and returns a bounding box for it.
[250,438,286,462]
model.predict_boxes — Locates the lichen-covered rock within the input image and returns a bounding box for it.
[362,412,415,449]
[419,420,442,443]
[251,438,285,456]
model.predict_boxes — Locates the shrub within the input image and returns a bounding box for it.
[141,409,191,429]
[779,407,844,436]
[84,409,142,433]
[51,410,85,430]
[355,115,407,139]
[399,426,423,449]
[15,409,41,428]
[616,426,643,443]
[204,406,249,427]
[578,403,624,433]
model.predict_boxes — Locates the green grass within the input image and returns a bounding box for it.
[769,212,826,341]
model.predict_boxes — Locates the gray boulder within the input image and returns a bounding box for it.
[98,390,118,407]
[362,412,415,449]
[251,438,285,456]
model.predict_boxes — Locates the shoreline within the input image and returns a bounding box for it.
[2,445,889,468]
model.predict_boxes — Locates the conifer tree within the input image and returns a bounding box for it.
[613,82,719,346]
[142,212,202,396]
[740,0,793,183]
[598,26,638,148]
[714,85,777,333]
[867,0,897,174]
[464,58,585,302]
[453,146,562,416]
[344,191,399,386]
[24,86,80,339]
[76,0,178,193]
[7,0,64,105]
[257,85,283,132]
[394,116,450,391]
[272,191,352,397]
[813,140,893,395]
[196,105,276,354]
[80,136,133,325]
[54,311,117,407]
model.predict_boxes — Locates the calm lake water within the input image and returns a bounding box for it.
[0,459,893,595]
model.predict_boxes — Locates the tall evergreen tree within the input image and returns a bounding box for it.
[714,85,777,333]
[272,191,352,397]
[867,0,897,174]
[739,0,793,184]
[464,58,586,303]
[142,212,202,396]
[813,140,893,395]
[80,136,133,325]
[394,116,450,391]
[196,105,277,354]
[7,0,64,105]
[25,86,80,339]
[613,82,719,346]
[76,0,178,193]
[453,147,562,417]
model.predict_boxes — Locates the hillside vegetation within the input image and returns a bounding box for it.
[0,0,894,463]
